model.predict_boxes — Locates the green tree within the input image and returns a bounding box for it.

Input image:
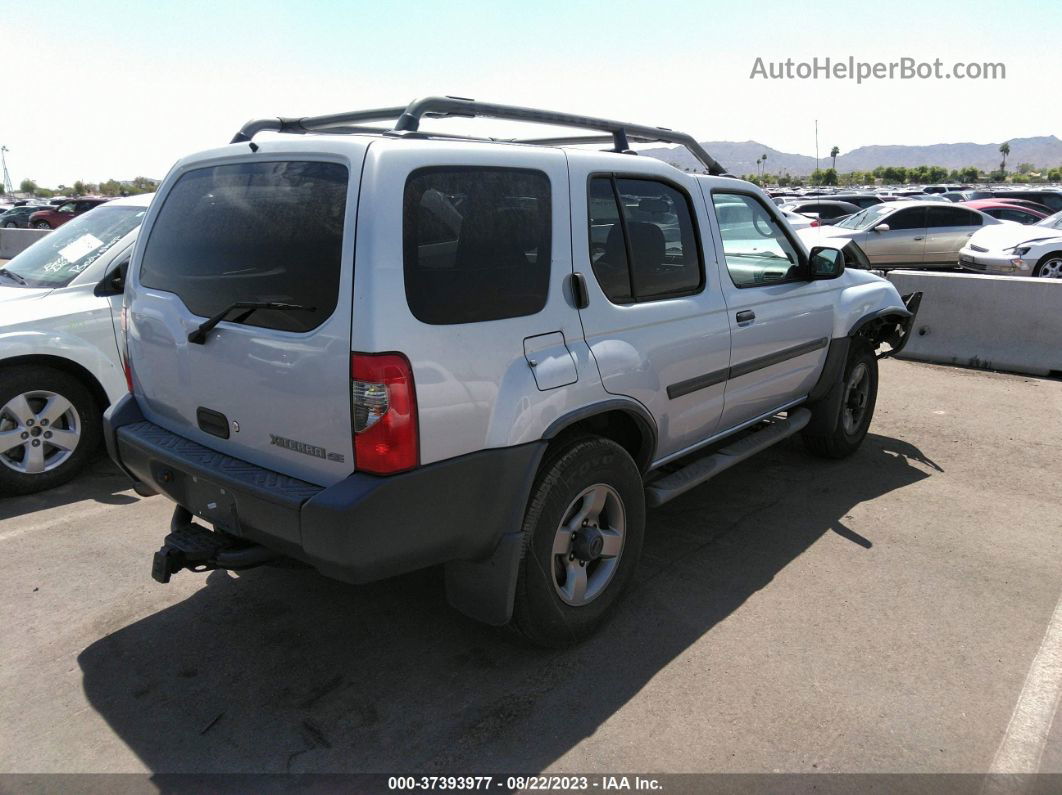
[19,178,39,195]
[830,146,839,170]
[72,180,87,196]
[1017,162,1034,175]
[960,166,979,183]
[999,141,1010,175]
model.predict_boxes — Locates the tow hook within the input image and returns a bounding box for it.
[151,506,278,583]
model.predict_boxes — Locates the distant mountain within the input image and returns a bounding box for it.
[643,135,1062,176]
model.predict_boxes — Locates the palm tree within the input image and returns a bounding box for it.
[762,153,768,176]
[755,156,762,177]
[999,142,1010,175]
[830,146,840,170]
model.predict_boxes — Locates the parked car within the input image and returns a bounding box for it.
[103,97,918,646]
[959,210,1062,278]
[959,199,1050,225]
[781,199,862,225]
[991,189,1062,214]
[828,194,885,210]
[0,194,152,495]
[779,207,815,230]
[1,205,49,229]
[798,200,1002,269]
[27,198,109,230]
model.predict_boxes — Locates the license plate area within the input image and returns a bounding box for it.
[149,461,242,535]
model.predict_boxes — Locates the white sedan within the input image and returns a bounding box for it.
[0,194,152,495]
[959,210,1062,278]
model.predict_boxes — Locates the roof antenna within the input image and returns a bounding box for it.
[248,142,259,153]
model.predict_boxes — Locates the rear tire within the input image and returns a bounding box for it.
[32,221,52,230]
[0,367,101,496]
[1032,252,1062,279]
[802,342,878,459]
[509,437,645,647]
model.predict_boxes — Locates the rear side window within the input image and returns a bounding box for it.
[588,176,702,304]
[140,161,348,333]
[926,206,982,228]
[403,167,551,325]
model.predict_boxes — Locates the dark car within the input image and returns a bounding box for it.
[27,198,109,230]
[991,190,1062,214]
[780,199,862,225]
[960,199,1050,225]
[1,205,49,228]
[829,193,885,210]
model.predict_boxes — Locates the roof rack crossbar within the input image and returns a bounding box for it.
[230,96,725,175]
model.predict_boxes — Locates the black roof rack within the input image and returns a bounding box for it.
[230,96,726,175]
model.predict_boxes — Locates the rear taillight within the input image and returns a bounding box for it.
[120,306,133,392]
[810,219,820,227]
[351,353,418,475]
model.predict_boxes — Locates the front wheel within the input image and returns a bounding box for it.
[509,437,645,647]
[802,343,878,459]
[1032,252,1062,279]
[32,221,52,230]
[0,367,101,495]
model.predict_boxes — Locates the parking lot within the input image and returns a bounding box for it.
[1,358,1060,775]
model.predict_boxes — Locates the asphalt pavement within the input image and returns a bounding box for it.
[1,359,1060,777]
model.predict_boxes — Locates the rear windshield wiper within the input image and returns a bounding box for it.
[188,301,316,344]
[0,268,28,286]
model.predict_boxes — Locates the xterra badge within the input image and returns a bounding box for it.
[269,434,345,463]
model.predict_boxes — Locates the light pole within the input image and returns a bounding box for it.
[0,146,12,194]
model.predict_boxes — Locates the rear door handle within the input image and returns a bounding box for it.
[736,310,755,324]
[913,236,924,241]
[569,272,589,309]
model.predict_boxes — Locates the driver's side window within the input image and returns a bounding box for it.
[712,192,803,288]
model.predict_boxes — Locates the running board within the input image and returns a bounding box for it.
[645,408,812,507]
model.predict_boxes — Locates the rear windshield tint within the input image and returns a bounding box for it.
[403,167,551,325]
[140,161,348,333]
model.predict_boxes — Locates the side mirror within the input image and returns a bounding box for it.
[94,262,128,296]
[873,223,890,233]
[809,246,845,280]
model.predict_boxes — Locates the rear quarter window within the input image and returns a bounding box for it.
[402,166,551,325]
[140,160,348,333]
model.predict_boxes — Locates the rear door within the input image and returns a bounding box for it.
[569,155,731,462]
[924,205,984,265]
[127,153,360,486]
[860,205,927,266]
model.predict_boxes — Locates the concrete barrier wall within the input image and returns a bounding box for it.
[886,270,1062,377]
[0,228,51,259]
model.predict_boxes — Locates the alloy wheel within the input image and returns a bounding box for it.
[842,362,870,435]
[551,484,625,607]
[0,390,81,475]
[1039,257,1062,279]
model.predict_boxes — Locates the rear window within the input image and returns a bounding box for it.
[403,167,551,325]
[140,161,348,333]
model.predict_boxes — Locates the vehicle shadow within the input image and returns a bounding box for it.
[0,453,138,521]
[77,432,939,775]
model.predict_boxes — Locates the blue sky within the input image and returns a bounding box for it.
[4,0,1060,186]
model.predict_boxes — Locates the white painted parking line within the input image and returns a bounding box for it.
[989,588,1062,774]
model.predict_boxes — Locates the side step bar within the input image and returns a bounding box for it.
[645,408,812,507]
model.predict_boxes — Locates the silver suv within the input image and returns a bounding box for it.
[104,97,920,646]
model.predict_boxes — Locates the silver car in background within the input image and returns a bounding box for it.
[798,200,1002,269]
